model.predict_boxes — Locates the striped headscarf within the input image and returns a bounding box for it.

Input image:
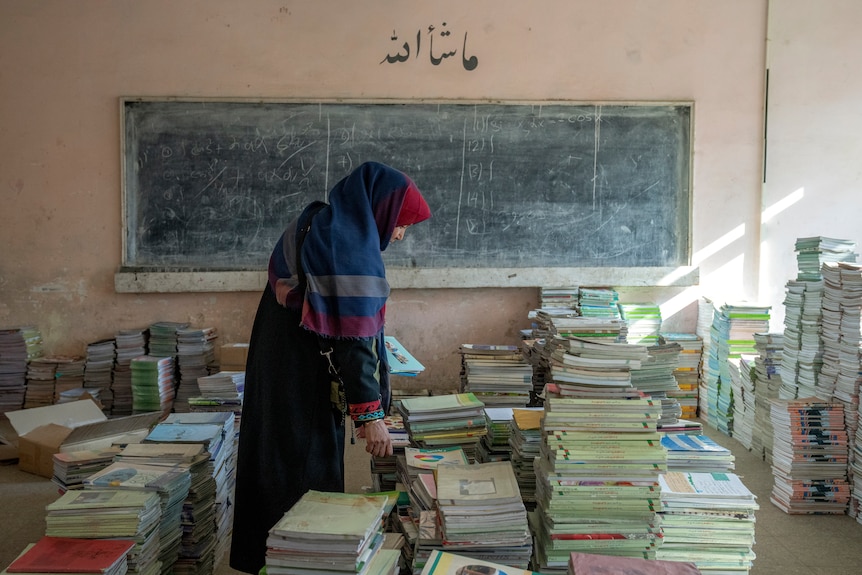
[270,161,430,338]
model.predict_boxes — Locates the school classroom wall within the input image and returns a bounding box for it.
[2,1,852,390]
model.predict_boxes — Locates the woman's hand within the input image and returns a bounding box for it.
[357,418,393,458]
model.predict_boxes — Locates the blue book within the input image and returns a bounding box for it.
[384,336,425,376]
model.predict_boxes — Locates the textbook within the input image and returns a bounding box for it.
[421,550,541,575]
[269,490,389,545]
[5,537,135,575]
[405,446,469,470]
[384,336,424,376]
[568,551,701,575]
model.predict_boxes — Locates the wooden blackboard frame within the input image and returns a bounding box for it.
[116,97,696,293]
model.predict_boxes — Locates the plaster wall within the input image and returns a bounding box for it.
[0,1,768,388]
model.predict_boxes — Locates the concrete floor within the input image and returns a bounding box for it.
[2,420,862,575]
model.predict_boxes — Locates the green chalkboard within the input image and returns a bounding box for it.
[122,99,691,271]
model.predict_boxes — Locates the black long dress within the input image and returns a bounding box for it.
[229,285,345,574]
[229,283,390,573]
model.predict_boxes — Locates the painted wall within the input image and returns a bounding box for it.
[0,1,768,389]
[761,0,862,329]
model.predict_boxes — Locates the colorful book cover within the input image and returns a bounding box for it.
[6,536,134,574]
[421,550,540,575]
[384,336,425,376]
[405,446,469,470]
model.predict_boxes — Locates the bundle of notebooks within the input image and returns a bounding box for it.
[657,471,758,573]
[532,394,666,572]
[659,434,734,473]
[769,398,850,514]
[435,461,532,568]
[44,489,163,575]
[459,345,532,408]
[398,393,487,462]
[265,490,400,575]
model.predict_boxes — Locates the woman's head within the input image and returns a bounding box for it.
[327,161,430,250]
[299,161,431,338]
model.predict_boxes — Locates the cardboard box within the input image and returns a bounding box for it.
[7,400,161,478]
[220,343,249,371]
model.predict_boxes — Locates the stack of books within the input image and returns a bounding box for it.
[4,536,136,575]
[435,461,531,568]
[0,326,38,413]
[656,471,758,573]
[780,280,825,400]
[44,489,162,575]
[544,336,647,399]
[116,441,215,575]
[532,395,665,572]
[113,328,148,416]
[531,308,579,341]
[23,356,62,409]
[577,287,621,319]
[397,393,487,461]
[130,355,175,417]
[660,433,734,473]
[459,344,532,408]
[704,302,770,437]
[174,326,219,413]
[695,298,715,422]
[266,490,399,575]
[542,316,628,342]
[752,332,784,463]
[726,356,756,450]
[51,447,123,491]
[83,462,192,573]
[83,338,116,414]
[794,236,857,281]
[661,333,703,421]
[151,412,237,569]
[508,409,543,510]
[619,302,662,345]
[192,370,244,398]
[630,342,684,429]
[769,398,850,514]
[148,321,188,358]
[189,370,245,430]
[540,287,579,310]
[476,407,518,463]
[52,355,86,404]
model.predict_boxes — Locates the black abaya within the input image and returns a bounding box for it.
[229,285,345,574]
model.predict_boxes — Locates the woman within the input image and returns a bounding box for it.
[229,161,431,574]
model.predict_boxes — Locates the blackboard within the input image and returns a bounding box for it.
[121,99,691,273]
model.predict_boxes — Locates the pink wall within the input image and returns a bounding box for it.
[0,1,768,389]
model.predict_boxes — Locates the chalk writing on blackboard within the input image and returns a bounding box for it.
[121,99,691,273]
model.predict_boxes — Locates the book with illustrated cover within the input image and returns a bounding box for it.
[405,446,469,470]
[421,550,540,575]
[384,336,425,376]
[5,537,135,575]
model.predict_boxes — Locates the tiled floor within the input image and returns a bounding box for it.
[701,426,862,575]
